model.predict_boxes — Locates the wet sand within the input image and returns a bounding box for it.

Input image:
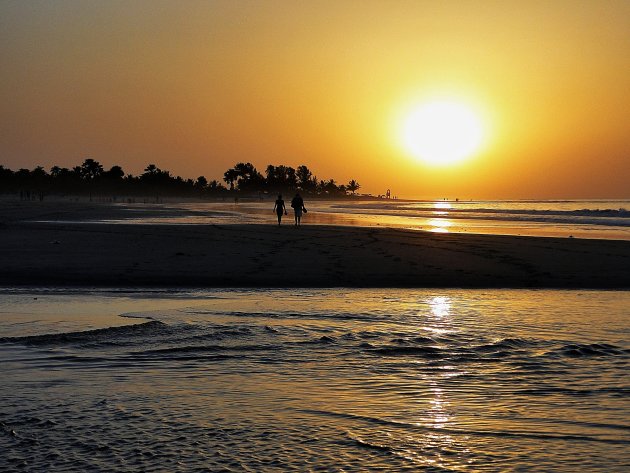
[1,201,629,288]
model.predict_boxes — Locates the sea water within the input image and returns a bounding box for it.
[44,199,630,240]
[1,288,628,472]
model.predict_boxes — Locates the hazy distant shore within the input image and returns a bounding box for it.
[1,201,629,288]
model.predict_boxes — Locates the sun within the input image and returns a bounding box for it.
[402,100,484,166]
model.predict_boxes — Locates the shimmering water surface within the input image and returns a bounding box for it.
[33,199,630,239]
[1,289,629,472]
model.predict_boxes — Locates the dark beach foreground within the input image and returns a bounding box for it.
[0,201,629,288]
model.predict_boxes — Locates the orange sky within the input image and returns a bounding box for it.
[1,0,629,198]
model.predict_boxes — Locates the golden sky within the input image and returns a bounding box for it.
[1,0,629,198]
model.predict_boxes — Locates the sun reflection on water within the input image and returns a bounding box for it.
[421,297,458,469]
[423,296,453,335]
[429,202,453,232]
[428,218,452,233]
[429,387,450,429]
[429,296,451,318]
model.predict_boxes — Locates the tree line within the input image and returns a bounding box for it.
[0,159,361,199]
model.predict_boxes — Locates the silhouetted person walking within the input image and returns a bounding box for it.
[291,192,307,226]
[273,194,287,226]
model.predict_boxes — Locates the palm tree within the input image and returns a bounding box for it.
[223,168,239,191]
[144,164,159,175]
[233,162,264,190]
[296,165,313,190]
[105,165,125,180]
[347,179,361,195]
[195,176,208,190]
[80,158,103,181]
[50,166,62,178]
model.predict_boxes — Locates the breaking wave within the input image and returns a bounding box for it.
[0,321,168,347]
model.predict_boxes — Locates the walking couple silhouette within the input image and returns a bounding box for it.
[273,192,307,226]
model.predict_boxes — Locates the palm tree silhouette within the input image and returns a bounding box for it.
[347,179,361,195]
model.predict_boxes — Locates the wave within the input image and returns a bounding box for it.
[301,409,630,445]
[472,337,537,352]
[516,386,630,398]
[135,343,279,356]
[369,345,444,357]
[0,320,168,347]
[364,338,629,366]
[367,337,540,358]
[329,203,630,227]
[187,309,390,323]
[332,202,630,217]
[349,434,393,453]
[548,342,630,358]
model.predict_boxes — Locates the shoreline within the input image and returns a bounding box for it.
[2,197,630,242]
[1,203,629,288]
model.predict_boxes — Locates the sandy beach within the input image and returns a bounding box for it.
[0,200,628,288]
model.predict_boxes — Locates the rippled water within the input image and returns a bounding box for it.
[1,289,629,472]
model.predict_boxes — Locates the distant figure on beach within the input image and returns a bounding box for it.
[273,194,287,226]
[291,192,307,226]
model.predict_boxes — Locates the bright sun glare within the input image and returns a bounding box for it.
[402,100,484,166]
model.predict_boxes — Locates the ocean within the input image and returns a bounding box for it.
[73,199,630,240]
[1,288,629,472]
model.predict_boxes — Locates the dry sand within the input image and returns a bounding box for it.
[1,201,629,288]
